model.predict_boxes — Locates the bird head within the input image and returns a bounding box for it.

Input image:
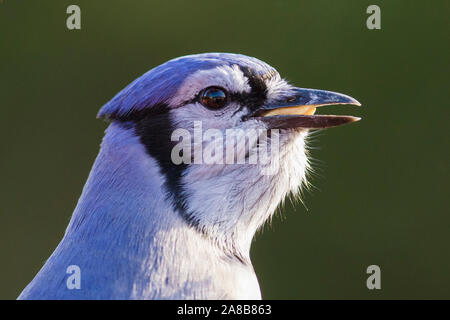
[98,53,360,255]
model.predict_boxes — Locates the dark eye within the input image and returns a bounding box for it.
[200,87,228,109]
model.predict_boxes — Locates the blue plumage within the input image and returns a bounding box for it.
[98,53,275,119]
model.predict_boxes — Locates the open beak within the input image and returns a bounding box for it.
[251,88,361,129]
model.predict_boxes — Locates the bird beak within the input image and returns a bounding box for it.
[250,88,361,129]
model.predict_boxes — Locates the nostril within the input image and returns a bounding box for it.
[286,96,297,103]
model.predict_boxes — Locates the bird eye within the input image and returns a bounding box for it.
[200,87,228,109]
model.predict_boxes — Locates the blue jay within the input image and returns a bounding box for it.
[18,53,360,300]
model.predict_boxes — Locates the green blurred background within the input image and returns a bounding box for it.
[1,0,449,299]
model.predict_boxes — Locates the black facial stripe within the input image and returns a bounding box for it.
[239,66,267,96]
[110,104,190,218]
[109,105,215,231]
[236,65,269,112]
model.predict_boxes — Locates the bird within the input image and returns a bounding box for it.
[18,53,361,300]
